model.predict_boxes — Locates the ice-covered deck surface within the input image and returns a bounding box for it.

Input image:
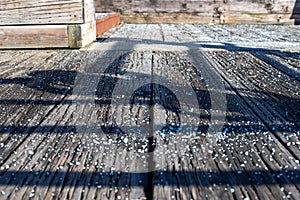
[0,25,300,200]
[89,24,300,51]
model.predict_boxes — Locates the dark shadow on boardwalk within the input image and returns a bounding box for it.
[94,54,210,135]
[291,0,300,25]
[0,120,298,134]
[0,70,77,95]
[0,43,298,133]
[0,38,299,197]
[96,37,300,80]
[0,170,299,187]
[0,44,299,135]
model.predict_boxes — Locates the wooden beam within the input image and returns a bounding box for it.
[121,13,216,24]
[83,0,96,23]
[95,0,300,24]
[222,13,297,24]
[0,0,84,25]
[0,22,96,49]
[120,12,298,25]
[0,25,69,49]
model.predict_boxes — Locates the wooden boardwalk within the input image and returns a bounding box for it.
[0,25,299,199]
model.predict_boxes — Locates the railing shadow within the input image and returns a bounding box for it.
[0,32,299,196]
[0,70,77,95]
[291,0,300,25]
[0,170,299,187]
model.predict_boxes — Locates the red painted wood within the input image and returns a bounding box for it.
[96,13,121,37]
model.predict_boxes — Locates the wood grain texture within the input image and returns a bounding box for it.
[0,24,300,200]
[222,13,298,24]
[95,0,300,24]
[0,0,96,49]
[121,13,216,24]
[78,21,96,48]
[121,12,297,24]
[0,25,69,49]
[83,0,96,23]
[0,22,95,49]
[0,0,84,25]
[95,0,299,14]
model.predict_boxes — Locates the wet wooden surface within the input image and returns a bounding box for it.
[0,25,299,199]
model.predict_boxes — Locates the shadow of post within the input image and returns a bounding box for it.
[291,0,300,25]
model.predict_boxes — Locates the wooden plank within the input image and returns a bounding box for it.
[93,51,154,199]
[0,22,96,49]
[95,0,300,24]
[268,52,300,72]
[121,13,216,24]
[0,50,153,199]
[0,0,84,25]
[151,51,212,199]
[185,24,300,43]
[120,12,299,24]
[95,0,300,14]
[1,25,300,199]
[221,1,300,14]
[150,50,300,199]
[0,51,75,166]
[206,51,300,159]
[0,25,69,49]
[78,21,96,48]
[83,0,96,23]
[0,0,96,49]
[221,13,298,24]
[0,52,79,199]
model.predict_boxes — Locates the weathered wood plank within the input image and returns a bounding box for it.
[94,51,154,199]
[184,24,300,42]
[0,22,95,49]
[0,0,95,49]
[0,24,300,200]
[95,0,300,24]
[83,0,95,23]
[0,25,69,49]
[0,50,154,199]
[0,0,84,25]
[206,51,300,159]
[150,50,300,199]
[79,22,96,48]
[0,52,76,168]
[268,52,300,71]
[95,0,299,13]
[120,12,298,24]
[121,13,216,24]
[222,13,298,24]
